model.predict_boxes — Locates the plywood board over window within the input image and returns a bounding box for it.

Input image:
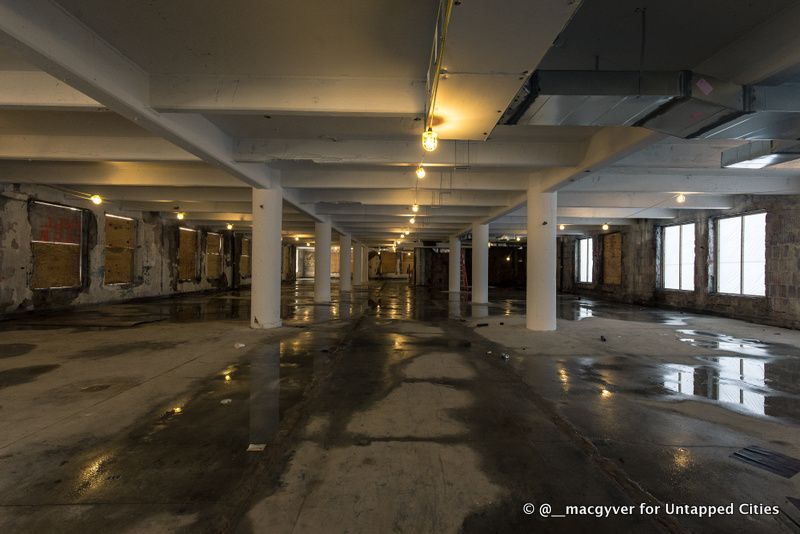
[29,201,83,289]
[104,214,135,285]
[603,232,622,285]
[240,237,251,278]
[178,228,198,281]
[380,252,398,274]
[206,232,222,279]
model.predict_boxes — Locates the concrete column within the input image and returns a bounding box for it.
[472,223,489,304]
[339,234,352,292]
[527,188,557,331]
[449,236,461,293]
[251,186,282,329]
[314,220,331,303]
[362,245,369,283]
[353,242,364,285]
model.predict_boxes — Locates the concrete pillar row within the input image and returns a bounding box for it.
[314,220,332,303]
[251,186,283,329]
[353,242,364,285]
[471,223,489,304]
[526,188,557,331]
[449,235,461,293]
[339,234,352,292]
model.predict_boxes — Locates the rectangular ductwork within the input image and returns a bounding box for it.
[721,140,800,169]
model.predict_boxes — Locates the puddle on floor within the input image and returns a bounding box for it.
[662,355,800,421]
[557,296,690,325]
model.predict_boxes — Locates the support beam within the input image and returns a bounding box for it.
[151,75,424,116]
[526,188,557,331]
[314,220,332,304]
[236,138,586,168]
[296,189,517,207]
[0,134,196,161]
[0,70,103,110]
[281,168,531,191]
[339,234,352,292]
[449,236,461,293]
[471,223,489,304]
[0,0,272,188]
[251,187,282,329]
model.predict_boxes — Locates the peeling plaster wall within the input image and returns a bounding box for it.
[0,183,233,315]
[558,195,800,329]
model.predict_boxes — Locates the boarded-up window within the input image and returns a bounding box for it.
[380,252,398,274]
[30,201,82,289]
[104,214,135,285]
[603,233,622,285]
[178,228,198,281]
[206,232,222,279]
[240,237,251,278]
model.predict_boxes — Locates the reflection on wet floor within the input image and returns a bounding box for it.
[557,295,690,325]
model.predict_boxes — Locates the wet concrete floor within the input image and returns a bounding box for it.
[1,282,799,532]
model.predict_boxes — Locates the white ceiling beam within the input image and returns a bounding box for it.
[151,75,425,116]
[0,0,272,189]
[563,173,800,194]
[0,134,198,162]
[295,188,516,207]
[280,168,529,190]
[315,204,492,217]
[235,138,586,167]
[0,70,104,110]
[0,160,240,186]
[557,192,735,210]
[63,185,251,203]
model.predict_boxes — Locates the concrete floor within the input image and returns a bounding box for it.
[1,282,799,533]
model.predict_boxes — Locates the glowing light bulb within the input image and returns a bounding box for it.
[422,128,438,152]
[176,212,185,220]
[676,193,687,203]
[173,406,182,414]
[90,194,103,205]
[559,224,565,231]
[516,236,520,242]
[505,256,511,262]
[409,217,416,225]
[412,204,420,213]
[400,233,405,238]
[224,374,231,381]
[416,165,426,179]
[295,236,300,241]
[226,223,233,230]
[602,223,609,231]
[306,242,311,246]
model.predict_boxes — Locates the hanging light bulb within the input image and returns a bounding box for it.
[400,232,406,238]
[516,236,521,242]
[226,223,234,230]
[294,236,300,241]
[416,165,426,179]
[602,223,609,231]
[176,212,186,220]
[409,217,416,225]
[411,203,420,213]
[421,128,438,152]
[676,193,687,203]
[90,194,103,205]
[559,224,565,231]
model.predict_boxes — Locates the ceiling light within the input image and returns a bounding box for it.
[90,194,103,205]
[416,165,426,179]
[294,236,299,241]
[559,224,565,231]
[226,223,234,230]
[409,217,416,225]
[412,203,420,213]
[306,242,311,246]
[676,193,687,204]
[400,233,405,238]
[505,256,511,262]
[602,223,609,231]
[422,128,438,152]
[176,212,185,220]
[516,236,520,241]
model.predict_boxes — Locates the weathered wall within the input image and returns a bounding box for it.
[0,183,234,315]
[558,195,800,329]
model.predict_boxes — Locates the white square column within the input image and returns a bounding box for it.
[471,223,489,304]
[339,234,352,292]
[353,242,364,285]
[251,186,283,329]
[314,220,332,303]
[526,187,557,331]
